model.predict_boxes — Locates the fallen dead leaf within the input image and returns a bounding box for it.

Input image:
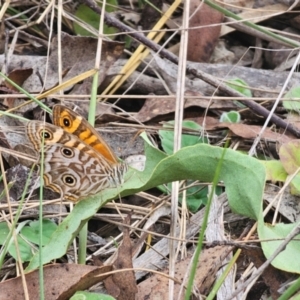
[0,263,112,300]
[0,21,5,54]
[216,123,291,144]
[135,91,235,123]
[0,33,124,95]
[4,68,33,91]
[137,245,231,299]
[188,1,223,62]
[2,68,33,108]
[104,214,137,300]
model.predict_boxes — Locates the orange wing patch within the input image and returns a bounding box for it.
[52,105,118,163]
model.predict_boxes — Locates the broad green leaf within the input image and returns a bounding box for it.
[226,78,251,108]
[159,120,208,155]
[20,219,57,245]
[25,134,300,274]
[0,182,13,199]
[180,185,222,212]
[279,140,300,174]
[179,183,208,212]
[71,291,116,300]
[290,174,300,195]
[258,219,300,273]
[162,181,222,213]
[0,222,9,245]
[276,140,300,194]
[74,2,118,37]
[0,222,33,262]
[220,111,241,123]
[260,160,287,182]
[283,86,300,111]
[26,136,265,271]
[227,78,252,97]
[159,120,212,212]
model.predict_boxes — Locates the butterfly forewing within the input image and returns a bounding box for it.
[53,105,119,164]
[26,121,115,171]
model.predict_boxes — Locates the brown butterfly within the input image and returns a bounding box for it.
[26,105,128,201]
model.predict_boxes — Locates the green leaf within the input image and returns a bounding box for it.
[226,78,252,108]
[258,220,300,273]
[227,78,252,97]
[0,181,13,199]
[158,120,213,212]
[289,174,300,195]
[260,160,287,182]
[0,222,33,262]
[26,137,265,271]
[181,185,222,212]
[159,120,211,212]
[162,181,222,213]
[180,182,208,212]
[220,111,241,123]
[159,120,208,155]
[20,219,57,246]
[278,140,300,194]
[24,136,300,274]
[283,86,300,111]
[0,222,9,245]
[71,291,116,300]
[279,140,300,175]
[74,2,118,37]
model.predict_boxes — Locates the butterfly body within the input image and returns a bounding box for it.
[26,105,128,201]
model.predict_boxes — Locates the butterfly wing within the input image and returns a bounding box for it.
[26,121,114,169]
[26,121,119,201]
[42,143,112,201]
[52,105,119,164]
